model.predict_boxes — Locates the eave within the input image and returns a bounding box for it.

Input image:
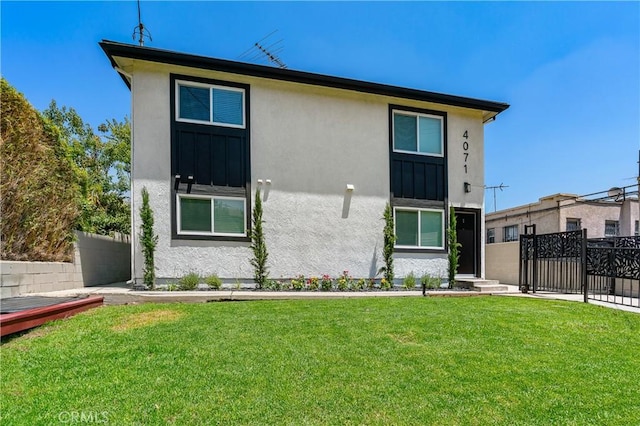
[100,40,509,118]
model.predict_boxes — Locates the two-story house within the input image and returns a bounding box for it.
[100,40,509,285]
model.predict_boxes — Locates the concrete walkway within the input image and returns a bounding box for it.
[24,282,640,314]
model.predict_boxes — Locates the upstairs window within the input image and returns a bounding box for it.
[393,111,443,156]
[566,218,581,232]
[504,225,519,242]
[604,220,619,237]
[487,228,495,244]
[177,81,245,128]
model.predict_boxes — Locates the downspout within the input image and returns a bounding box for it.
[115,66,136,287]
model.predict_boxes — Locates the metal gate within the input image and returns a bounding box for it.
[519,226,586,296]
[520,227,640,308]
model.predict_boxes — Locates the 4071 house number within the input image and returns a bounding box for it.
[462,130,470,174]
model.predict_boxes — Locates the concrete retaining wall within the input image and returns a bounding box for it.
[1,231,131,298]
[485,241,519,285]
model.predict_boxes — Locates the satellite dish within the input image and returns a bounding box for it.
[607,187,623,199]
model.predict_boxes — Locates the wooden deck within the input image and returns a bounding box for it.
[1,296,104,337]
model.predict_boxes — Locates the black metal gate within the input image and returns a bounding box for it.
[520,227,640,308]
[519,226,586,296]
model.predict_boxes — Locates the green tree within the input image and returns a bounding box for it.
[379,203,396,284]
[447,207,461,288]
[139,187,157,289]
[42,101,131,235]
[250,187,269,288]
[0,79,79,261]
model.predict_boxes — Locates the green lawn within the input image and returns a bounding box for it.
[2,297,639,425]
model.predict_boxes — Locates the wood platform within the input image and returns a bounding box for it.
[1,296,104,337]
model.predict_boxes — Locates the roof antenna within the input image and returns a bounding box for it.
[132,0,152,46]
[238,30,287,69]
[485,183,509,212]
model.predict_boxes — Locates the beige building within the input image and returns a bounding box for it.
[485,189,639,284]
[100,40,509,285]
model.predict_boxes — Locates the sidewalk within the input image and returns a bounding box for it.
[24,282,640,314]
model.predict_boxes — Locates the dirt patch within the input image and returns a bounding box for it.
[111,310,184,332]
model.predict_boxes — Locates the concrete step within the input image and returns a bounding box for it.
[456,279,510,293]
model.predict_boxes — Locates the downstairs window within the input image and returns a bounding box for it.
[394,207,444,249]
[177,194,246,237]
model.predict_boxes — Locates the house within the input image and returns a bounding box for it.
[485,188,639,284]
[100,40,509,285]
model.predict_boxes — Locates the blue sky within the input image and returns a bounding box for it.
[2,1,639,211]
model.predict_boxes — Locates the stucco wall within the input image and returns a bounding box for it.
[127,60,487,282]
[485,241,520,285]
[0,231,131,298]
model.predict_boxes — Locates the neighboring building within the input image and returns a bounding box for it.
[485,189,639,285]
[486,191,639,242]
[100,40,509,285]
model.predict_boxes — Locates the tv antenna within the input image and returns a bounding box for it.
[485,183,509,212]
[132,0,152,46]
[238,30,287,69]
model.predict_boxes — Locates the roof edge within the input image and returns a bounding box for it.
[100,40,509,115]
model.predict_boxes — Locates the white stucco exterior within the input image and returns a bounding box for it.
[108,47,505,283]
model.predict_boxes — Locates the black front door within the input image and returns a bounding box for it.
[455,210,478,276]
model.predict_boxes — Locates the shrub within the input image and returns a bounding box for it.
[179,272,200,291]
[265,279,281,291]
[337,271,352,291]
[366,278,376,290]
[205,274,222,290]
[250,187,269,288]
[421,273,441,290]
[379,203,396,283]
[291,275,305,291]
[140,187,158,289]
[353,278,366,291]
[320,274,333,291]
[380,278,391,291]
[448,206,461,289]
[403,272,417,290]
[307,277,320,291]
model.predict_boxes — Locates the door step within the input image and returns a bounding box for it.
[455,279,510,293]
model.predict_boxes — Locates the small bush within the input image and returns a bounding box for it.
[166,283,179,291]
[380,278,391,291]
[265,279,281,291]
[367,278,376,290]
[353,278,366,291]
[307,277,320,291]
[205,274,222,290]
[179,272,200,291]
[337,271,352,291]
[320,275,333,291]
[291,275,305,291]
[421,273,441,290]
[403,272,417,290]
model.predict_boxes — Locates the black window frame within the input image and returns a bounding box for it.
[389,104,448,254]
[170,73,251,242]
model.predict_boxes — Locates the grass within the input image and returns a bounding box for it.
[1,297,639,425]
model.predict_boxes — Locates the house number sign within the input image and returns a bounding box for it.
[462,130,469,174]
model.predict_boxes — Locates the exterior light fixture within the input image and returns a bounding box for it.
[346,184,354,191]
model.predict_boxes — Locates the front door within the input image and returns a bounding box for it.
[455,210,479,276]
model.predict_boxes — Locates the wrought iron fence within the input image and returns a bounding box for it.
[520,231,640,308]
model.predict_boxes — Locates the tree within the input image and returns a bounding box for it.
[379,203,396,284]
[0,79,79,261]
[447,207,461,288]
[250,187,269,288]
[139,187,157,289]
[42,101,131,235]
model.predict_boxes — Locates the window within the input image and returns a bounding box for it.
[635,220,639,236]
[393,111,443,156]
[604,220,619,237]
[176,80,245,128]
[394,208,444,249]
[487,228,495,244]
[503,225,519,242]
[177,194,246,237]
[566,218,581,232]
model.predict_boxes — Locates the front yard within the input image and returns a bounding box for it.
[2,297,638,425]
